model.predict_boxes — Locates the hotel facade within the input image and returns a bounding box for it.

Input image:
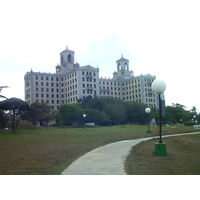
[24,47,158,110]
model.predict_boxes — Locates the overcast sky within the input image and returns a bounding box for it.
[0,0,200,111]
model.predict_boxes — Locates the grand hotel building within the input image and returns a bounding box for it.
[24,47,158,110]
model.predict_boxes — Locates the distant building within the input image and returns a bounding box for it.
[24,47,158,110]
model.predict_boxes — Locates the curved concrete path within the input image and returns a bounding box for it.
[61,132,200,175]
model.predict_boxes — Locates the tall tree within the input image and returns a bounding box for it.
[21,102,51,125]
[0,110,9,129]
[0,98,29,132]
[126,102,150,124]
[56,104,83,126]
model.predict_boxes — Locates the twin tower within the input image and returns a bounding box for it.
[56,46,134,79]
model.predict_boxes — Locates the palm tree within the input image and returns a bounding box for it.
[0,86,9,99]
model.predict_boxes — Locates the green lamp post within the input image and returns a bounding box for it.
[145,107,151,133]
[152,79,167,156]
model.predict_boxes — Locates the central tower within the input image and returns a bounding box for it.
[113,55,134,79]
[116,55,129,75]
[56,46,76,74]
[60,46,75,69]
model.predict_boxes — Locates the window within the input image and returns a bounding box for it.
[68,54,71,62]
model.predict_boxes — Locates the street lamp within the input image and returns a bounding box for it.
[193,115,196,124]
[152,79,167,156]
[145,107,151,133]
[83,113,87,127]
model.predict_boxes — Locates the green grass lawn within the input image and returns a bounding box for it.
[0,124,194,175]
[125,134,200,175]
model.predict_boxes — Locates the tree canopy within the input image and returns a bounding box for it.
[21,102,52,125]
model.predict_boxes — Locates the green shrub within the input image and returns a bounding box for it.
[184,121,193,126]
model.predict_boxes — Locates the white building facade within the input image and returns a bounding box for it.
[24,47,158,110]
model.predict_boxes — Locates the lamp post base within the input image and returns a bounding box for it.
[154,142,167,156]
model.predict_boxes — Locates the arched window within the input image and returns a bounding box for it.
[68,54,72,62]
[61,55,64,64]
[118,63,121,70]
[124,63,127,70]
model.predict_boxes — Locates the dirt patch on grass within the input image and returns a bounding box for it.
[125,134,200,175]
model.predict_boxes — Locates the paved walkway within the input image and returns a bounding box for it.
[61,132,200,175]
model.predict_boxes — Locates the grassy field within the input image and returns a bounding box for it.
[125,134,200,175]
[0,124,195,175]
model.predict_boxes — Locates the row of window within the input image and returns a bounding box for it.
[35,76,59,81]
[35,82,59,87]
[66,78,77,85]
[82,77,96,82]
[99,79,143,86]
[83,83,96,88]
[35,91,78,98]
[83,89,96,95]
[82,71,96,76]
[35,96,78,106]
[34,72,77,81]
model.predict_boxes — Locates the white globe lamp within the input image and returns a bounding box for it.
[145,107,151,114]
[145,107,151,133]
[152,80,166,94]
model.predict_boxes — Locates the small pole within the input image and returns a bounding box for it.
[12,109,15,133]
[159,94,162,143]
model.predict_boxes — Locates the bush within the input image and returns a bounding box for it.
[0,110,9,129]
[184,121,193,126]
